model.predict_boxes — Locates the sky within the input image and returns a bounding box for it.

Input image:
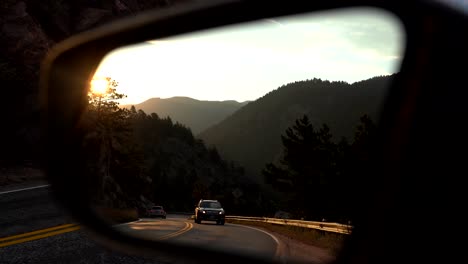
[433,0,468,13]
[93,6,406,105]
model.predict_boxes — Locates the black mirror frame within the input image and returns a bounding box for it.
[39,0,468,263]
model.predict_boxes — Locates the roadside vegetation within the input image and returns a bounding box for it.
[93,206,139,225]
[83,78,262,216]
[84,76,378,226]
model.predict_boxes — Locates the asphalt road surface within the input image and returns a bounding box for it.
[0,184,288,264]
[116,216,279,260]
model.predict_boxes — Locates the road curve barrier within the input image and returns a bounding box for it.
[225,216,353,234]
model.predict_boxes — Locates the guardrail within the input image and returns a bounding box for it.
[225,216,353,234]
[166,212,353,234]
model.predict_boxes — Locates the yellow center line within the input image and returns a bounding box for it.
[0,223,78,242]
[0,224,80,248]
[157,222,193,240]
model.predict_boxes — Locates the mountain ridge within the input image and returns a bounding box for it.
[121,96,251,134]
[198,74,396,183]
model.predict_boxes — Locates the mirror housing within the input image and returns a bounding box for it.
[39,0,468,263]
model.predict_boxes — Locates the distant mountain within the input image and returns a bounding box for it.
[122,97,250,134]
[198,74,396,183]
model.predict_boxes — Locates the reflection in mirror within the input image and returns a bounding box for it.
[83,6,405,263]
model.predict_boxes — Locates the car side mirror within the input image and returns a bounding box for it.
[39,0,452,263]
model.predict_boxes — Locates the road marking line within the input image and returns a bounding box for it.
[0,184,50,195]
[230,223,285,263]
[157,222,193,240]
[0,223,78,242]
[0,225,80,248]
[157,222,192,240]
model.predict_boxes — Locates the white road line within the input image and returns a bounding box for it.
[0,184,50,195]
[230,223,286,263]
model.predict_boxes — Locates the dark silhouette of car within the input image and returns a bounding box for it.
[194,199,225,225]
[146,205,166,219]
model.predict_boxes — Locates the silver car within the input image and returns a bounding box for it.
[146,206,167,219]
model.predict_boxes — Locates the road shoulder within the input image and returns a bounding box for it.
[229,222,336,264]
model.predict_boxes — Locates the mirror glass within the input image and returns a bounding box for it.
[83,6,405,263]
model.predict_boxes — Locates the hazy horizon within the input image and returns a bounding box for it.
[120,96,252,107]
[94,7,405,105]
[118,73,393,106]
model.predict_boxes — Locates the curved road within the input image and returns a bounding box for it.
[0,184,327,264]
[116,215,279,260]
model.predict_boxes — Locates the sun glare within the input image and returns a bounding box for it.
[90,78,109,95]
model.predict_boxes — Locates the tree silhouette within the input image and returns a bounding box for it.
[84,77,143,207]
[83,77,263,215]
[263,114,377,222]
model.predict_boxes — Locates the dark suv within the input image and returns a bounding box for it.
[194,199,225,225]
